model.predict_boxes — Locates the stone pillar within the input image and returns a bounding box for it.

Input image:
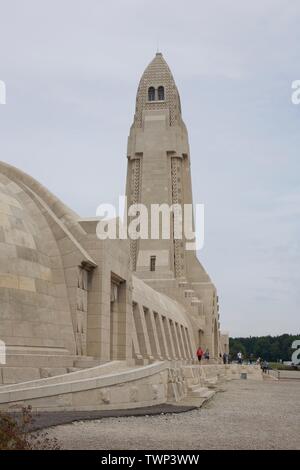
[132,303,154,361]
[145,308,163,360]
[163,317,177,360]
[155,313,171,360]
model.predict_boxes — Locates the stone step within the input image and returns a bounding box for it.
[2,354,75,368]
[188,387,215,399]
[203,377,218,388]
[0,365,85,385]
[39,368,68,378]
[188,383,205,391]
[204,376,218,383]
[73,357,105,368]
[67,367,81,373]
[0,360,129,391]
[177,396,207,407]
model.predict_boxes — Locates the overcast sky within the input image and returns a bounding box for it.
[0,0,299,337]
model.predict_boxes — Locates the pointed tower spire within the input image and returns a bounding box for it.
[126,53,196,280]
[133,53,182,128]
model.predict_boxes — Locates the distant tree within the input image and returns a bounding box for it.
[229,334,300,362]
[229,339,246,360]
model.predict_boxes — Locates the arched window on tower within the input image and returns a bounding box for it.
[158,86,165,101]
[148,87,155,101]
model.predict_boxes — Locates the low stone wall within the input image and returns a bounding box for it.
[223,364,263,380]
[0,362,169,412]
[0,362,262,412]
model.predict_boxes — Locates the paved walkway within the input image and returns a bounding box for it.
[47,378,300,450]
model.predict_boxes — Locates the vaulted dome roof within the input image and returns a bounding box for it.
[0,164,79,355]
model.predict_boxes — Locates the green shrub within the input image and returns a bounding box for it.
[269,362,299,371]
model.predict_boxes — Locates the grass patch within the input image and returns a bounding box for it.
[269,362,299,371]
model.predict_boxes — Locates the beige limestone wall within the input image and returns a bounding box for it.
[0,171,76,356]
[131,276,196,363]
[78,219,132,363]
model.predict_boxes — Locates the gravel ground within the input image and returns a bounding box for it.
[47,379,300,450]
[16,405,196,432]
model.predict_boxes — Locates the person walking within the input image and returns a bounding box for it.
[204,349,210,362]
[222,352,228,364]
[237,351,243,364]
[196,346,204,363]
[262,360,269,374]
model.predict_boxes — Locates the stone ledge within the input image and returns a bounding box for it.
[0,361,168,407]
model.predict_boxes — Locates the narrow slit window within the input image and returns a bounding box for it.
[150,255,156,272]
[148,87,155,101]
[158,86,165,100]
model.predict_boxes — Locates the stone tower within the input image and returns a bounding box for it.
[126,53,221,359]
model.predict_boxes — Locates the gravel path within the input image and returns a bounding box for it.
[17,404,196,432]
[47,379,300,450]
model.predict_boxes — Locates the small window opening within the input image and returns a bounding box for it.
[158,86,165,100]
[148,87,155,101]
[150,255,156,272]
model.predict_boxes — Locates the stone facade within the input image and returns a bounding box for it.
[0,53,231,410]
[126,53,223,358]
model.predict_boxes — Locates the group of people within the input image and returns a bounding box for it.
[196,347,229,364]
[196,347,210,362]
[257,357,270,373]
[196,348,270,370]
[236,353,269,371]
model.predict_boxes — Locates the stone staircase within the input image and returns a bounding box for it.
[167,364,225,407]
[202,376,219,388]
[187,383,215,399]
[0,353,105,385]
[0,361,130,393]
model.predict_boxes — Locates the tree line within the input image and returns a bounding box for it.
[229,334,300,362]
